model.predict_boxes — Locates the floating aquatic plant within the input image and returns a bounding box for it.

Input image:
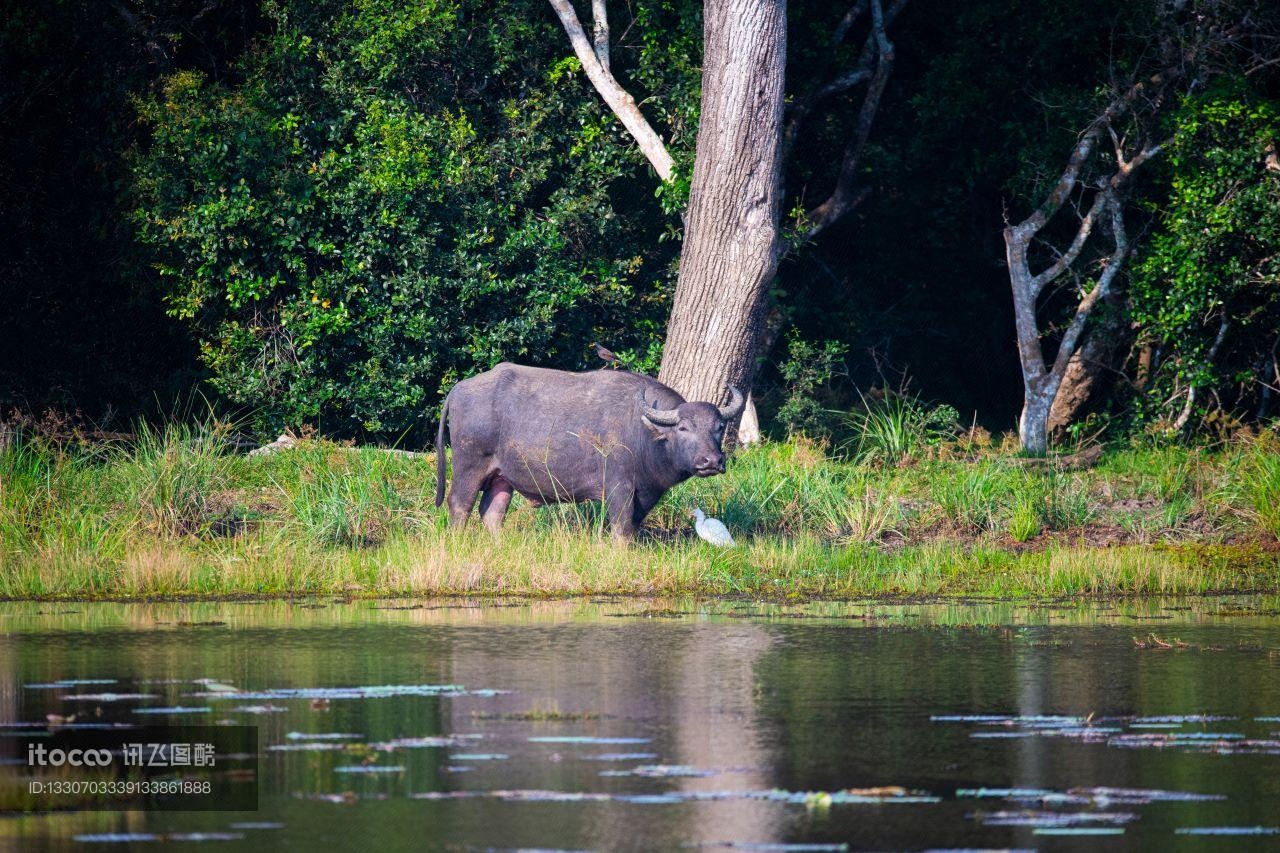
[598,765,714,778]
[528,736,650,745]
[133,706,211,714]
[1175,827,1280,836]
[190,684,471,700]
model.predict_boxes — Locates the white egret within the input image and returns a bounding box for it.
[692,508,736,547]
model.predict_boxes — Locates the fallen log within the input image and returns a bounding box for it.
[247,433,427,459]
[1007,444,1104,471]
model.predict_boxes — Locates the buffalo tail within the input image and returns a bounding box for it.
[434,393,450,507]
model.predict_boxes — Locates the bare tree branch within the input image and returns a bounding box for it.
[831,0,869,46]
[1030,191,1109,298]
[591,0,610,71]
[1050,194,1129,380]
[1025,135,1166,297]
[813,68,874,102]
[547,0,674,180]
[800,0,904,240]
[1172,315,1231,431]
[1013,69,1179,242]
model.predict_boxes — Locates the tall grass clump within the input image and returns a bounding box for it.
[107,420,242,538]
[1,439,58,551]
[283,448,415,547]
[931,464,1009,531]
[843,393,957,466]
[1219,437,1280,539]
[1004,471,1095,541]
[811,471,900,543]
[1,434,134,596]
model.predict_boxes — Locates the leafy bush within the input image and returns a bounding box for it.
[774,333,848,437]
[131,0,700,439]
[1131,84,1280,429]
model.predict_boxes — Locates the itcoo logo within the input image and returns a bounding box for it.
[27,743,114,767]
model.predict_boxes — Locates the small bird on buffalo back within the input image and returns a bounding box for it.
[592,341,623,369]
[692,507,736,548]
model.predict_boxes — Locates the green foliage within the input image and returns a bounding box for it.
[112,420,242,538]
[1218,437,1280,539]
[131,0,701,438]
[843,392,959,465]
[1132,84,1280,425]
[775,333,848,436]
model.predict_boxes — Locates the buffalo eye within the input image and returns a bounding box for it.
[677,423,690,432]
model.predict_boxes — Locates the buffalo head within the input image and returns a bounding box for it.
[641,387,745,477]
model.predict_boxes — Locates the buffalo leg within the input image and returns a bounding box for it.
[631,491,659,531]
[478,477,515,534]
[446,465,492,527]
[604,483,638,543]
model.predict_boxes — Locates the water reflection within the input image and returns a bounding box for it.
[1,596,1278,851]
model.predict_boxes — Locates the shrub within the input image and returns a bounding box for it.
[775,333,848,437]
[131,0,700,439]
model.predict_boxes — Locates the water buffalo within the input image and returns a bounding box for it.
[434,363,744,539]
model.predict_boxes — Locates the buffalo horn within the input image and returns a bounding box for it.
[640,394,680,426]
[718,387,746,419]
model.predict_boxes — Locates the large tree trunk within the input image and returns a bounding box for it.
[1019,384,1055,459]
[1047,292,1131,438]
[657,0,787,413]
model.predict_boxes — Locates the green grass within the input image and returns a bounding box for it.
[1,423,1278,600]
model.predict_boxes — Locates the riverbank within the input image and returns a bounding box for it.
[2,425,1278,600]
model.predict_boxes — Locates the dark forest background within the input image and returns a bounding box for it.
[3,0,1277,443]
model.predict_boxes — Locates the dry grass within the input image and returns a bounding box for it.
[2,423,1278,600]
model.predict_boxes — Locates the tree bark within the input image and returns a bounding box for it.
[1046,291,1131,438]
[738,392,763,444]
[657,0,787,414]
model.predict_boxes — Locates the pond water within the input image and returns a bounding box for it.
[2,596,1279,851]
